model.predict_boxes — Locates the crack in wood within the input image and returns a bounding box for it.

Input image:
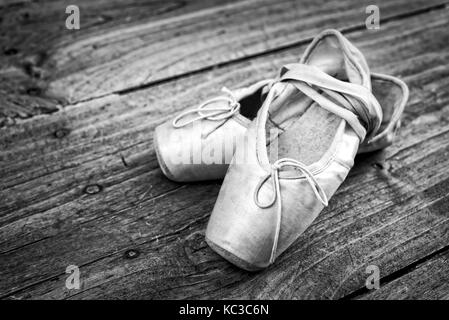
[341,243,449,299]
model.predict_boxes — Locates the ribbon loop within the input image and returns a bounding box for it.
[172,87,241,132]
[254,158,328,263]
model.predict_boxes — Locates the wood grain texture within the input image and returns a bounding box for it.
[1,5,449,299]
[359,249,449,300]
[0,0,237,124]
[0,0,446,124]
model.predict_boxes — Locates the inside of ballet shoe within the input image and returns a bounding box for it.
[262,36,404,167]
[371,76,404,132]
[238,86,267,120]
[266,75,406,166]
[267,37,356,166]
[267,97,343,166]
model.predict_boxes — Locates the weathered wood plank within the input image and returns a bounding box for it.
[0,0,446,124]
[0,0,238,124]
[1,8,449,299]
[359,249,449,300]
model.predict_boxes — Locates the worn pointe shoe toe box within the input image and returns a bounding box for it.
[154,112,248,182]
[205,117,359,270]
[154,80,272,182]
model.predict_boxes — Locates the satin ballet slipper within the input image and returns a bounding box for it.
[206,29,386,270]
[154,79,273,182]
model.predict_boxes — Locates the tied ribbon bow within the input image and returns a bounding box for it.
[172,87,240,138]
[254,158,328,263]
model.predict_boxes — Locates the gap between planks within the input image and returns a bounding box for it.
[342,244,449,299]
[32,2,449,108]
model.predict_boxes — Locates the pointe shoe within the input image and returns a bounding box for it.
[206,29,387,270]
[154,79,273,182]
[154,32,408,183]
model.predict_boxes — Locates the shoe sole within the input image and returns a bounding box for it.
[205,236,266,272]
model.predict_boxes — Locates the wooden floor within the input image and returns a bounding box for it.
[1,0,448,300]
